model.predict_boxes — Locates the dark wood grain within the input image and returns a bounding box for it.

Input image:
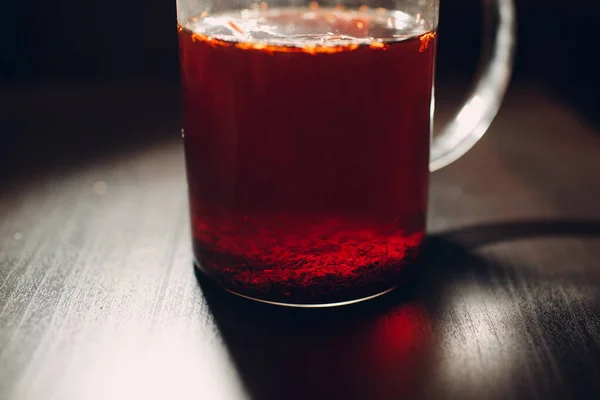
[1,84,600,400]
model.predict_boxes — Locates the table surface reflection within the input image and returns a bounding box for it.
[1,84,600,400]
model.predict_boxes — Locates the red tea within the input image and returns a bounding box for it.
[179,6,436,304]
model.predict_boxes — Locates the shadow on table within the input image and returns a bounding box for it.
[197,219,600,400]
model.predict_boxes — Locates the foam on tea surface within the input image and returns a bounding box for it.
[182,6,432,48]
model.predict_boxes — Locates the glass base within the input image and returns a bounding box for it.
[224,285,398,308]
[194,261,406,308]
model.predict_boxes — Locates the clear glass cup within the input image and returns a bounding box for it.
[177,0,515,306]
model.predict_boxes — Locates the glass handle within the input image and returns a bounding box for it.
[430,0,516,171]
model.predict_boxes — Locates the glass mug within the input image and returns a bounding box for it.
[177,0,515,306]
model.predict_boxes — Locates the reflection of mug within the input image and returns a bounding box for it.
[177,0,515,306]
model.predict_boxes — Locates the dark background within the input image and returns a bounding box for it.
[0,0,597,191]
[1,0,598,123]
[2,0,598,187]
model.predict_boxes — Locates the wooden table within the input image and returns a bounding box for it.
[1,83,600,400]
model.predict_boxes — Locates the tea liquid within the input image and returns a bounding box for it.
[179,6,437,304]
